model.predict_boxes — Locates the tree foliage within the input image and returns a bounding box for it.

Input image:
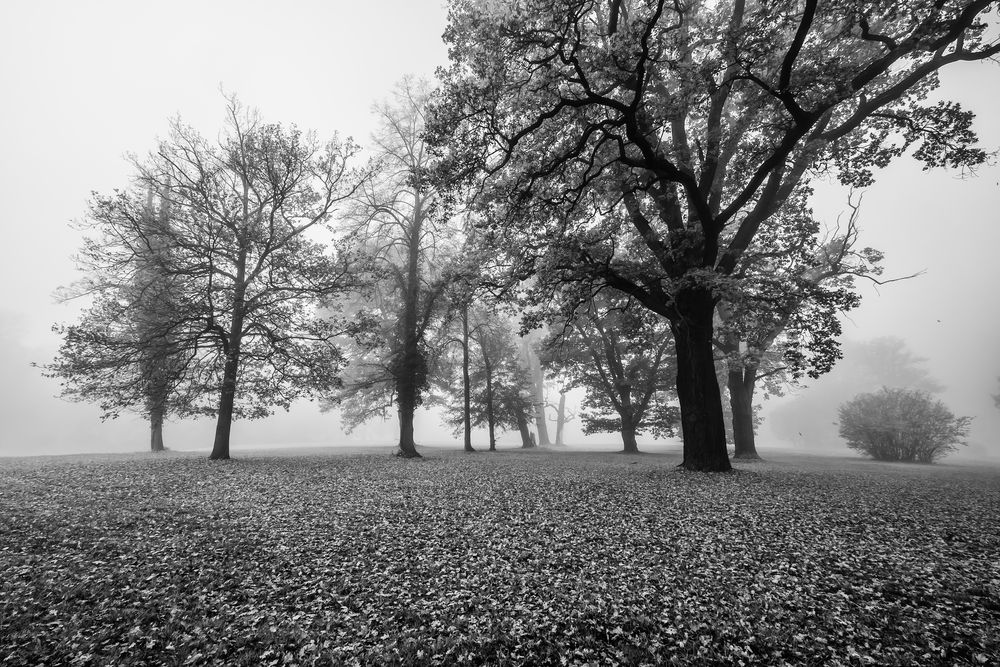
[837,386,970,462]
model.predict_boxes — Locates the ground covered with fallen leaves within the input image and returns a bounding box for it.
[1,446,998,666]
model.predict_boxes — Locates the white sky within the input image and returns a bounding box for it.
[0,2,998,457]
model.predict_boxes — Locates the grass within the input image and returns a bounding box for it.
[1,446,998,666]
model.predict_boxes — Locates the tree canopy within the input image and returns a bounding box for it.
[429,0,998,470]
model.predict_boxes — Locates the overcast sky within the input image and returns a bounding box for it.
[0,2,997,458]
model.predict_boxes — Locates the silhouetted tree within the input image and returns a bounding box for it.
[43,189,201,450]
[771,337,945,449]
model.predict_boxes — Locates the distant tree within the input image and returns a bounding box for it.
[543,293,680,453]
[838,387,970,462]
[337,79,456,458]
[547,389,576,447]
[434,307,534,450]
[42,189,202,451]
[716,192,886,459]
[520,332,552,446]
[126,98,371,460]
[430,0,998,471]
[994,378,1000,409]
[771,336,945,449]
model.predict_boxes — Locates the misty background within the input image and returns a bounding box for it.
[1,1,998,460]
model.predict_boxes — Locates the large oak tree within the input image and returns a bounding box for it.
[429,0,997,471]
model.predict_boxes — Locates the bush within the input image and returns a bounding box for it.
[837,387,971,463]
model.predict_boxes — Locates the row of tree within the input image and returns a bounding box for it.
[41,86,880,461]
[43,1,998,470]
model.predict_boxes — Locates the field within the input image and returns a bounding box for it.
[1,446,998,666]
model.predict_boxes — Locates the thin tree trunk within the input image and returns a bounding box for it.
[555,391,567,446]
[485,358,496,451]
[462,304,474,452]
[210,348,240,460]
[671,288,731,472]
[210,287,245,461]
[728,365,760,459]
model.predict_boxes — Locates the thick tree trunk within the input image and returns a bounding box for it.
[394,339,423,458]
[397,402,420,458]
[621,425,640,454]
[671,289,731,472]
[462,305,474,452]
[516,409,534,448]
[617,386,641,453]
[728,365,760,459]
[149,406,165,452]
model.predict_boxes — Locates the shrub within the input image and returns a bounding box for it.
[837,387,971,463]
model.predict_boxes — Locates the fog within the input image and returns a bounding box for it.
[1,2,998,460]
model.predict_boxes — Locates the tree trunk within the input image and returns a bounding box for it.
[462,304,474,452]
[149,406,165,452]
[395,197,425,459]
[621,424,639,454]
[394,336,423,458]
[211,229,249,461]
[728,365,760,459]
[554,391,567,446]
[617,386,640,454]
[397,402,420,458]
[485,358,496,451]
[671,288,731,472]
[516,409,534,448]
[210,347,240,460]
[524,343,551,445]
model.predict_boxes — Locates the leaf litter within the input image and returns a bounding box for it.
[1,449,997,665]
